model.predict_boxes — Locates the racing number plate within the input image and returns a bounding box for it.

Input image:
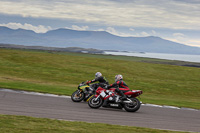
[100,91,106,97]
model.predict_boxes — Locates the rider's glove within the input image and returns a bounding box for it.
[86,81,90,85]
[104,85,108,89]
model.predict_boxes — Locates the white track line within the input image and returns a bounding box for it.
[0,88,71,98]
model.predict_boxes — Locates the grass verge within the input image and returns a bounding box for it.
[0,114,190,133]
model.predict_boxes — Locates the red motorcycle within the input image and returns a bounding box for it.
[88,86,143,112]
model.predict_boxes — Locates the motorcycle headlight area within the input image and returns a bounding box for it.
[100,91,106,97]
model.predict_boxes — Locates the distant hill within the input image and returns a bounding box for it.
[0,44,104,54]
[0,26,200,55]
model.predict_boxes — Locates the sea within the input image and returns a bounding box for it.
[104,52,200,63]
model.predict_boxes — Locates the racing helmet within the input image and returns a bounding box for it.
[115,74,123,82]
[95,72,102,78]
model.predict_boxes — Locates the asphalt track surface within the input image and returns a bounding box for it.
[0,89,200,132]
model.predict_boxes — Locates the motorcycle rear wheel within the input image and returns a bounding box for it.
[71,90,85,102]
[123,97,141,112]
[88,96,103,109]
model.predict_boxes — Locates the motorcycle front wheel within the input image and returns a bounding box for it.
[71,90,85,102]
[88,96,103,109]
[123,97,141,112]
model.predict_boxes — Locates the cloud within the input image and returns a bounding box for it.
[0,22,52,33]
[167,37,200,47]
[105,27,135,37]
[103,27,155,37]
[165,32,200,47]
[151,30,157,35]
[129,28,135,31]
[173,33,186,42]
[64,25,89,31]
[71,25,89,31]
[97,28,105,31]
[141,32,150,36]
[173,33,185,37]
[106,27,117,34]
[188,40,200,47]
[0,0,200,30]
[173,0,200,4]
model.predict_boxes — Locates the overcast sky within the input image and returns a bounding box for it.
[0,0,200,47]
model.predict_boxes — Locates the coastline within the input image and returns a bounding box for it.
[104,51,200,63]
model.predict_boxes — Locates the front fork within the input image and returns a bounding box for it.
[77,89,83,95]
[94,90,107,101]
[94,95,101,102]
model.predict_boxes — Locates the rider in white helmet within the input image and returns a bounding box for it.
[107,74,129,100]
[102,74,129,107]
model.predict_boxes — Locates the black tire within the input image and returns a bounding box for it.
[88,96,103,109]
[123,97,141,112]
[71,90,85,102]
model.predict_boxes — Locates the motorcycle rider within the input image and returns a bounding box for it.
[102,74,129,107]
[107,74,129,100]
[86,72,109,90]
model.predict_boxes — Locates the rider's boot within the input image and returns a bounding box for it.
[119,91,127,100]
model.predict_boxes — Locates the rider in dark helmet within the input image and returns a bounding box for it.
[107,74,129,100]
[86,72,109,90]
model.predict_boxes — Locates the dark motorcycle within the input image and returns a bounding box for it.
[88,86,143,112]
[71,81,95,102]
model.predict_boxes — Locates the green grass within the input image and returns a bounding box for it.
[0,48,200,109]
[0,115,190,133]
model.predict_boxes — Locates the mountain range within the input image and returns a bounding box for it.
[0,26,200,55]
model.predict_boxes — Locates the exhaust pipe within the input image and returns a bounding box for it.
[123,98,132,103]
